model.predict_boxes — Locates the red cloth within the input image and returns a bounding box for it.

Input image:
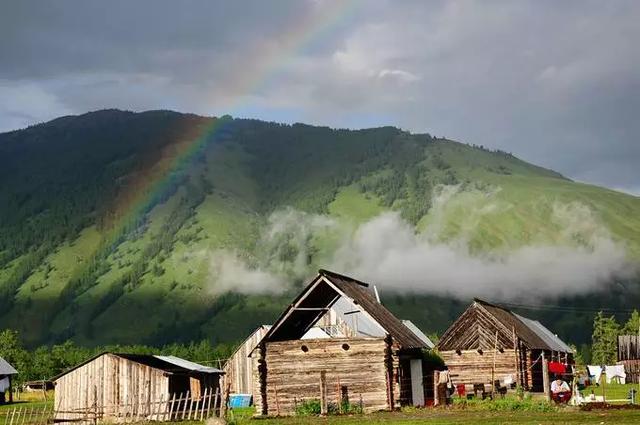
[548,361,566,374]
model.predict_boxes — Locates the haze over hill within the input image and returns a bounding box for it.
[0,110,638,349]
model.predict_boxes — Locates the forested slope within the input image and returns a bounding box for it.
[0,110,638,349]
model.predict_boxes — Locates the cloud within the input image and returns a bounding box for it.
[377,69,420,83]
[1,0,639,192]
[329,210,634,300]
[206,207,338,295]
[207,250,286,296]
[205,192,635,299]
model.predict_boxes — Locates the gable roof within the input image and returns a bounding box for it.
[0,356,18,375]
[438,298,573,352]
[53,352,222,381]
[257,269,427,350]
[402,320,435,349]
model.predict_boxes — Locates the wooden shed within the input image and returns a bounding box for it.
[618,335,640,383]
[251,269,433,416]
[437,299,574,393]
[53,353,223,421]
[0,356,18,404]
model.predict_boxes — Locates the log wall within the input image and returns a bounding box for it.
[54,354,169,421]
[223,326,269,395]
[261,338,389,415]
[440,349,518,387]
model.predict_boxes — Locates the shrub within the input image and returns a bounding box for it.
[453,396,556,412]
[295,399,321,416]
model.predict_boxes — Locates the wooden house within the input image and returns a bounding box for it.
[251,269,433,416]
[53,353,223,421]
[437,299,574,392]
[0,356,18,404]
[618,335,640,383]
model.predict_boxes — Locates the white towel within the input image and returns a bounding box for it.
[587,365,603,383]
[605,365,626,384]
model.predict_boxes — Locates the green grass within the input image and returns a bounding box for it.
[583,382,638,402]
[328,186,384,223]
[225,408,640,425]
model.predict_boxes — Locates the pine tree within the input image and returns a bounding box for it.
[591,312,620,365]
[622,310,640,335]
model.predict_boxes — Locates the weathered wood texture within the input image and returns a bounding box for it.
[440,349,518,386]
[618,335,640,361]
[54,353,169,421]
[224,326,269,396]
[261,338,389,415]
[619,360,640,384]
[438,305,516,351]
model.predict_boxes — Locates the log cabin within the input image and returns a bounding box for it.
[52,353,223,421]
[437,299,574,393]
[250,269,435,416]
[0,356,18,404]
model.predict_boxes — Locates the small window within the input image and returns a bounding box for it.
[342,343,350,351]
[477,349,483,355]
[455,349,462,355]
[301,345,309,353]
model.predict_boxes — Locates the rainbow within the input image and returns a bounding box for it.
[101,0,361,250]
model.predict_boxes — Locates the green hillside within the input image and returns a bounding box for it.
[0,109,638,349]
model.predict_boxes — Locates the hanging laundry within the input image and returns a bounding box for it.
[548,361,566,374]
[605,365,626,384]
[587,365,603,383]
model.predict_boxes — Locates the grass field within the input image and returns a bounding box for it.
[3,397,640,425]
[583,382,638,402]
[227,407,640,425]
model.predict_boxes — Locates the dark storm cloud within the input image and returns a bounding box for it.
[0,0,638,193]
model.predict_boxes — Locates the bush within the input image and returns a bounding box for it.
[294,398,364,416]
[295,399,321,416]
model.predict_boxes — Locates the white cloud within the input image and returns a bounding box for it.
[377,69,420,82]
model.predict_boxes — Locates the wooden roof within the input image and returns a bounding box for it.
[52,352,222,381]
[437,298,572,353]
[257,269,427,350]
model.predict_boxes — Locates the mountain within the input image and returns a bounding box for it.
[0,109,638,350]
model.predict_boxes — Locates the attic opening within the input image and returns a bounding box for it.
[265,273,387,342]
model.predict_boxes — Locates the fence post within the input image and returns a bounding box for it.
[188,392,195,420]
[320,371,328,415]
[198,388,208,420]
[181,391,190,420]
[168,393,176,421]
[542,352,550,402]
[205,388,214,418]
[212,388,220,418]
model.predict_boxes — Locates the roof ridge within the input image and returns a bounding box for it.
[318,269,370,287]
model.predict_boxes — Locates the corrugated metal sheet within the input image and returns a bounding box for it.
[153,355,223,374]
[0,356,18,375]
[514,314,574,353]
[402,320,435,349]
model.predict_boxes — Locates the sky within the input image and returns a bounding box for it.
[1,0,638,194]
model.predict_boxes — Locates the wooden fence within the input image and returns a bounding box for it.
[0,389,222,425]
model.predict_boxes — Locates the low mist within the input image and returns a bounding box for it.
[206,187,636,300]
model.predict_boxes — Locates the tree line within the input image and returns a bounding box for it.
[591,310,640,365]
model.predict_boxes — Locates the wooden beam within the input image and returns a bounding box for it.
[291,307,329,311]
